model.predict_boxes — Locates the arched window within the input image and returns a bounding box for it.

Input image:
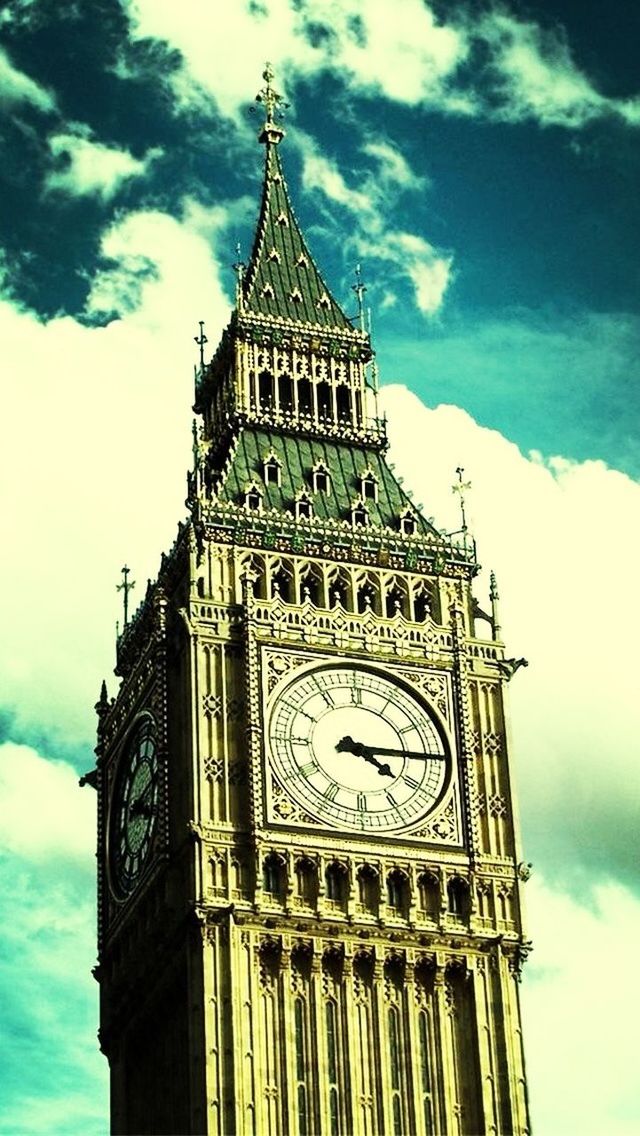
[278,373,294,413]
[245,484,262,511]
[385,582,408,619]
[312,463,330,494]
[271,562,294,603]
[360,472,378,501]
[357,864,379,913]
[388,1005,404,1135]
[258,370,274,410]
[387,869,409,915]
[298,377,312,415]
[447,876,470,919]
[352,503,368,528]
[263,454,281,485]
[400,509,416,535]
[317,380,332,419]
[299,566,322,607]
[296,494,313,521]
[295,857,317,902]
[336,385,351,421]
[356,577,378,614]
[418,872,440,918]
[328,570,351,610]
[325,861,347,904]
[262,853,285,898]
[414,585,432,623]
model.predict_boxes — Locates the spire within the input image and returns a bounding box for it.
[255,62,286,147]
[241,65,354,331]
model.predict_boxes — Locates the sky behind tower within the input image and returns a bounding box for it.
[1,2,639,1132]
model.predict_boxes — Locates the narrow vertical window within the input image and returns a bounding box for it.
[326,1001,340,1136]
[388,1006,404,1134]
[295,998,308,1136]
[419,1010,434,1134]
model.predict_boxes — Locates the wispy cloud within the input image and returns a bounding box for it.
[297,132,453,315]
[0,44,56,112]
[118,0,640,131]
[45,130,162,201]
[475,10,640,128]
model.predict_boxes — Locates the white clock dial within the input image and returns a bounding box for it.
[268,664,449,832]
[108,715,159,899]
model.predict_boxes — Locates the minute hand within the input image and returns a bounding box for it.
[370,745,445,761]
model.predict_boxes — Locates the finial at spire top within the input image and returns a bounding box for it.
[255,62,288,145]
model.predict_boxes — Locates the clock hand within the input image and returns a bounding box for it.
[368,745,445,761]
[130,783,155,818]
[336,736,443,764]
[335,736,394,778]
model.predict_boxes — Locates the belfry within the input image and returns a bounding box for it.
[92,66,531,1135]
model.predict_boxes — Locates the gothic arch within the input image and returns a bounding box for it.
[386,868,410,916]
[270,558,295,602]
[355,571,381,615]
[298,561,324,607]
[327,567,352,610]
[385,576,409,619]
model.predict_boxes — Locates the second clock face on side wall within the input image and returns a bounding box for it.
[268,664,449,833]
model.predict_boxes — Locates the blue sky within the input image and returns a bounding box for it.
[1,2,639,1133]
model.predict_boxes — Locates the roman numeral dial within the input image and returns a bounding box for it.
[268,663,450,833]
[108,715,159,900]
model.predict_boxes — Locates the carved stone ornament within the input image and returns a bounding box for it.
[412,794,460,844]
[270,775,317,826]
[397,667,450,722]
[204,755,223,783]
[266,651,306,693]
[202,693,222,717]
[488,794,507,818]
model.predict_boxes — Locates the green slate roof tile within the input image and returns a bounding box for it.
[216,428,438,536]
[242,144,352,330]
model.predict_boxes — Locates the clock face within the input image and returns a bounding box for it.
[268,664,449,833]
[108,715,159,899]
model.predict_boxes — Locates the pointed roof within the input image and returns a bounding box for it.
[241,67,352,331]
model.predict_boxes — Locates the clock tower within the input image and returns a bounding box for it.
[92,67,531,1135]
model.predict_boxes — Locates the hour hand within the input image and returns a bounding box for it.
[335,736,393,778]
[130,785,154,818]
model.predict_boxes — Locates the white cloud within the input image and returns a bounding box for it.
[476,11,640,128]
[45,132,161,201]
[368,230,453,314]
[0,201,232,745]
[121,0,466,116]
[299,145,372,214]
[119,0,640,131]
[362,139,427,192]
[0,44,56,112]
[0,742,95,859]
[522,876,640,1134]
[297,133,453,316]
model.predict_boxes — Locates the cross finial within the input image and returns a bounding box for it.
[116,564,135,627]
[194,320,208,369]
[452,466,472,534]
[352,263,367,333]
[255,63,288,145]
